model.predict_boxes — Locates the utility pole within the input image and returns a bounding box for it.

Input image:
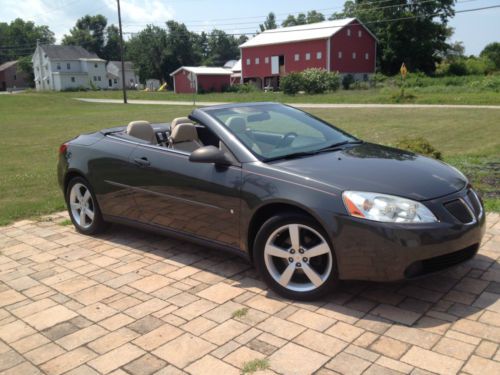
[117,0,127,104]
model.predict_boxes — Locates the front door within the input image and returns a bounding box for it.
[128,145,242,248]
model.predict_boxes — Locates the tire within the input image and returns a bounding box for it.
[66,177,107,235]
[254,213,338,300]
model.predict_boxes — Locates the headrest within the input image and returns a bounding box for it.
[227,116,247,133]
[170,123,198,143]
[171,116,194,130]
[126,121,155,144]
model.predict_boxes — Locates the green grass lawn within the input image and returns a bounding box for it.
[29,86,500,105]
[0,92,498,226]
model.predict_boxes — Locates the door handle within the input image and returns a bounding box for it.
[133,157,150,167]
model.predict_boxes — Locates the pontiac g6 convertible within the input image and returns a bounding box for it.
[58,102,485,299]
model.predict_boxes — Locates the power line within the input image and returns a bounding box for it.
[1,2,498,52]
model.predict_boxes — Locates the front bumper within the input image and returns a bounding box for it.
[333,188,486,281]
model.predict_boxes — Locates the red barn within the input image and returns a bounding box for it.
[0,60,30,91]
[240,18,377,89]
[170,67,232,93]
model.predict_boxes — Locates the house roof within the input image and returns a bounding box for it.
[240,18,375,48]
[107,61,135,70]
[231,59,241,72]
[170,66,232,76]
[39,45,103,60]
[0,60,18,72]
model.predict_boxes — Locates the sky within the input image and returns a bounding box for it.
[1,0,499,56]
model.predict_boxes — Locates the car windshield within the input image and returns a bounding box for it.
[207,103,358,161]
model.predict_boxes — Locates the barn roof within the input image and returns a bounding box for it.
[170,66,232,76]
[240,18,375,48]
[0,60,18,72]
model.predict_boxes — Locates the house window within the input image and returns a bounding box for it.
[316,52,322,59]
[94,63,98,68]
[347,28,351,37]
[114,79,117,84]
[352,52,357,59]
[246,58,251,65]
[305,53,311,61]
[294,53,300,61]
[265,57,269,64]
[365,52,369,60]
[13,75,16,80]
[358,30,362,38]
[255,57,259,64]
[57,63,61,70]
[98,76,101,81]
[338,51,343,59]
[93,76,97,81]
[71,77,75,82]
[67,63,71,69]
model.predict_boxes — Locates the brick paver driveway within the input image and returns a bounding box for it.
[1,212,499,375]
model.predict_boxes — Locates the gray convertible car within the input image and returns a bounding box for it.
[58,102,485,299]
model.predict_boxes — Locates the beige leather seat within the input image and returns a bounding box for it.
[170,116,194,132]
[169,123,202,153]
[127,121,156,144]
[226,116,262,154]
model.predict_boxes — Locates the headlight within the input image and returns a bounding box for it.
[342,191,438,223]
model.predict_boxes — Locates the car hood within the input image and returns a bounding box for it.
[270,143,467,201]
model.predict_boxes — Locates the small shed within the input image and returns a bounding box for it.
[170,66,232,93]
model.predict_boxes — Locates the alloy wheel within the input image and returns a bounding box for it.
[263,223,333,292]
[69,183,95,229]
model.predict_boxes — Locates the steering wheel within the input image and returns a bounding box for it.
[276,132,298,148]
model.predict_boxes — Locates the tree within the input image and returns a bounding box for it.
[260,12,277,32]
[63,15,107,56]
[205,30,240,66]
[306,11,325,23]
[282,13,307,27]
[0,18,54,64]
[330,0,455,75]
[281,11,325,27]
[102,25,121,61]
[126,25,169,82]
[480,42,500,70]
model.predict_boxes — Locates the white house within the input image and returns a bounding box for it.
[32,45,107,91]
[106,61,139,89]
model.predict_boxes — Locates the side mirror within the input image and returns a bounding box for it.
[189,146,233,166]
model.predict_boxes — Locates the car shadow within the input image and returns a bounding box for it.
[97,223,498,329]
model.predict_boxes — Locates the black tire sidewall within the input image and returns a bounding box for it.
[66,177,106,235]
[254,213,338,300]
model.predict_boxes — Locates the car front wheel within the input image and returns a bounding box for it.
[254,213,337,300]
[66,177,107,235]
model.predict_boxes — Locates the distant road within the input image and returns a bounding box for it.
[75,98,500,109]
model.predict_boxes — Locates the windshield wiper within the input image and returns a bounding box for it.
[266,140,363,162]
[315,140,363,153]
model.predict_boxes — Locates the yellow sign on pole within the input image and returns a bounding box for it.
[400,62,408,79]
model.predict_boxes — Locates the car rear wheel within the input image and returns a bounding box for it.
[66,177,107,235]
[254,213,337,300]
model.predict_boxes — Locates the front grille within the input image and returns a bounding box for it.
[466,190,482,216]
[444,199,473,223]
[405,244,479,278]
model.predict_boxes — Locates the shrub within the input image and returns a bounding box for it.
[394,137,442,159]
[301,68,331,94]
[465,57,495,75]
[281,72,303,95]
[327,71,341,91]
[226,83,257,93]
[342,74,355,90]
[447,60,468,76]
